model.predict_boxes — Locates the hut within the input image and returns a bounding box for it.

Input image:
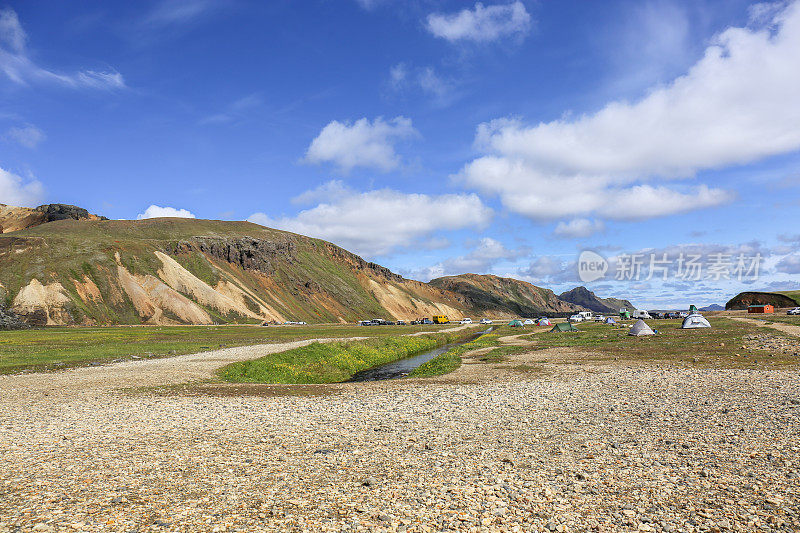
[748,304,774,314]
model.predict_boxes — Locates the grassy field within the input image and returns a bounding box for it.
[220,328,479,383]
[0,324,455,374]
[523,318,799,368]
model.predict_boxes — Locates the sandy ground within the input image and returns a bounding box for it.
[2,324,800,532]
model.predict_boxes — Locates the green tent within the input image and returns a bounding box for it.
[551,322,578,332]
[689,304,698,314]
[508,319,524,327]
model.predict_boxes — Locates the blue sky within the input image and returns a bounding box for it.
[1,0,799,308]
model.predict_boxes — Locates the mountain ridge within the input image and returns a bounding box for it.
[0,204,629,325]
[558,286,635,314]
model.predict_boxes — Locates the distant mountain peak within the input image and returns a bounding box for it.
[559,286,634,314]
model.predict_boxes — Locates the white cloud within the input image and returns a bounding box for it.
[137,205,196,219]
[459,2,800,221]
[776,254,800,274]
[5,124,44,148]
[426,1,531,43]
[354,0,387,10]
[200,93,263,125]
[145,0,221,26]
[0,8,124,90]
[553,218,605,239]
[304,116,417,172]
[248,182,492,257]
[0,167,44,207]
[409,237,528,281]
[387,63,456,105]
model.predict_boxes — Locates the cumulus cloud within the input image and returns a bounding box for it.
[248,182,492,257]
[304,116,417,173]
[553,218,605,239]
[5,124,44,148]
[137,205,196,219]
[458,1,800,221]
[0,8,124,90]
[0,167,44,207]
[776,254,800,274]
[409,237,528,281]
[518,256,575,284]
[426,1,531,43]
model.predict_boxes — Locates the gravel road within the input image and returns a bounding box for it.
[2,330,800,532]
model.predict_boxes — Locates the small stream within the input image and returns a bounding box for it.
[347,328,492,382]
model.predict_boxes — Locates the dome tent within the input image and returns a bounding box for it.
[628,319,655,336]
[537,318,552,326]
[508,319,524,327]
[551,322,578,333]
[681,313,711,329]
[604,317,616,324]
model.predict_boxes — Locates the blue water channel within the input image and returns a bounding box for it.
[347,328,492,382]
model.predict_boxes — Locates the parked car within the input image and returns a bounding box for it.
[410,320,420,325]
[594,315,605,322]
[384,321,396,326]
[460,318,473,324]
[396,320,407,325]
[480,318,492,324]
[569,314,584,322]
[788,308,800,315]
[421,318,434,325]
[359,320,372,326]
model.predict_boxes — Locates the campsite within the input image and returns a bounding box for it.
[2,308,800,531]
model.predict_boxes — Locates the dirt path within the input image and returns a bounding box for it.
[729,316,800,337]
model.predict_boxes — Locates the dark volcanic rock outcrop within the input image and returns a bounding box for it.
[559,286,634,314]
[174,237,297,274]
[725,291,798,310]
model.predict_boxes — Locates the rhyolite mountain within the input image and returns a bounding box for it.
[428,274,585,318]
[558,286,635,314]
[0,203,632,326]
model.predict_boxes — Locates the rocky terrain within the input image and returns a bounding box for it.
[0,203,105,234]
[429,274,586,318]
[1,341,799,532]
[558,286,635,314]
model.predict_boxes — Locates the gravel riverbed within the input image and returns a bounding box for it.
[1,346,800,532]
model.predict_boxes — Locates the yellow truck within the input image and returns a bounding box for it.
[431,315,450,324]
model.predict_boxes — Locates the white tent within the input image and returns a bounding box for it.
[523,319,535,325]
[604,317,617,324]
[681,313,711,329]
[628,319,655,336]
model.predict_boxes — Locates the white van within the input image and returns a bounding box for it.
[577,311,593,320]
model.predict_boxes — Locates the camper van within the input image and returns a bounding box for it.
[577,311,593,320]
[632,310,652,319]
[431,315,450,324]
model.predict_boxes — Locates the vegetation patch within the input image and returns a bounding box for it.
[221,329,478,384]
[409,332,499,377]
[0,324,452,374]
